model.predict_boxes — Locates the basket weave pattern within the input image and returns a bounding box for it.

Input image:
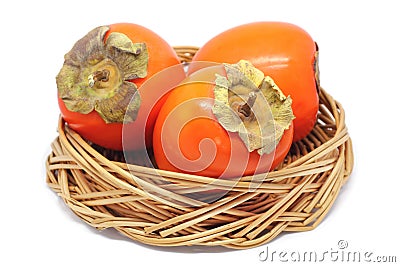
[46,47,353,249]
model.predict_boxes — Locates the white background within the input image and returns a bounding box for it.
[1,0,399,266]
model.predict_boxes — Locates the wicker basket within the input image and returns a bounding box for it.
[46,47,354,249]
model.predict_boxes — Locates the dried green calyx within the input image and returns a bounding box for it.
[56,26,149,123]
[212,60,295,155]
[314,42,321,93]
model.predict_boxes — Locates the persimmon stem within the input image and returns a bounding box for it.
[238,92,257,117]
[88,69,110,87]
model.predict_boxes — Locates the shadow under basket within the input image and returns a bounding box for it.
[46,47,354,249]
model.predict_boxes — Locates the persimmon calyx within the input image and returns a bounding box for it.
[56,26,148,123]
[314,42,321,93]
[212,60,295,155]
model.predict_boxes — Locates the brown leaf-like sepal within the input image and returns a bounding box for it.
[95,81,141,123]
[212,60,295,155]
[56,26,148,123]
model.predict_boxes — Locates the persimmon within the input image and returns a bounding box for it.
[153,61,294,178]
[57,23,184,151]
[191,21,319,141]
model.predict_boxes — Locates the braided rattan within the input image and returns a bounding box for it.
[46,47,353,249]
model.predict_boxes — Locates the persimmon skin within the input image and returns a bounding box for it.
[153,65,294,178]
[191,21,319,141]
[59,23,183,151]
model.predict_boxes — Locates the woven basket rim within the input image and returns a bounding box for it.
[46,46,354,249]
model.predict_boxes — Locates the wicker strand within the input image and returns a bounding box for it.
[46,46,354,249]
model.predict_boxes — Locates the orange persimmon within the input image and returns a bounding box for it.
[57,23,184,151]
[191,22,319,141]
[153,61,294,178]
